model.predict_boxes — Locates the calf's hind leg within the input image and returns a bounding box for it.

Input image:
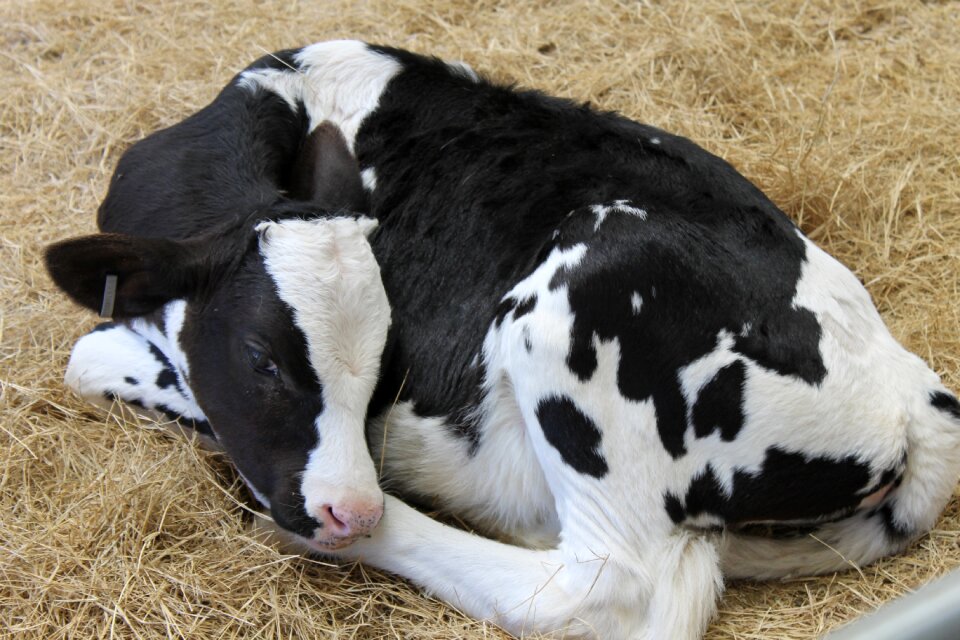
[64,311,214,444]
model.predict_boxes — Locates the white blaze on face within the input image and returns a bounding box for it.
[257,217,390,521]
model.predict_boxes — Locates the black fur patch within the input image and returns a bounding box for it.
[103,392,216,441]
[667,447,872,525]
[732,522,820,539]
[97,49,310,238]
[874,503,913,541]
[513,295,537,320]
[155,368,178,390]
[535,395,608,477]
[693,360,747,441]
[664,493,685,524]
[494,295,537,329]
[269,486,321,538]
[494,297,518,328]
[104,391,146,411]
[931,391,960,421]
[148,342,180,391]
[154,403,216,440]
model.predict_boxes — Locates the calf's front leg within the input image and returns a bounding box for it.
[330,495,722,640]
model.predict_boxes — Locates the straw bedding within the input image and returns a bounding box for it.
[2,0,958,637]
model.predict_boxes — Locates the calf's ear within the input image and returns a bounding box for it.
[289,121,369,213]
[45,233,198,317]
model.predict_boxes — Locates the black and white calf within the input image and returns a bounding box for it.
[46,41,960,639]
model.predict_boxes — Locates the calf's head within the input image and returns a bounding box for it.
[45,215,391,550]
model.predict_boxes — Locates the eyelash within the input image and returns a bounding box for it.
[244,343,279,377]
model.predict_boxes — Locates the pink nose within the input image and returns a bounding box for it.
[313,499,383,542]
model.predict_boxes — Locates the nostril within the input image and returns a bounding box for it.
[307,498,382,542]
[324,504,351,535]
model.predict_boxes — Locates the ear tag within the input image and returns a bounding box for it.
[99,274,118,318]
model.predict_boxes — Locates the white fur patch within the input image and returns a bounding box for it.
[369,397,559,547]
[360,167,377,191]
[591,199,647,231]
[239,40,402,153]
[258,216,390,512]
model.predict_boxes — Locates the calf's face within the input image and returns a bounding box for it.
[45,216,390,550]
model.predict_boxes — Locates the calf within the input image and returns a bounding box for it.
[47,41,960,639]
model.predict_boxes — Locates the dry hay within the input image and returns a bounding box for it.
[2,0,959,638]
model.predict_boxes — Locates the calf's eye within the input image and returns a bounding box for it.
[244,343,279,376]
